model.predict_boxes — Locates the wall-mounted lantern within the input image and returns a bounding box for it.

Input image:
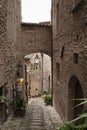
[16,64,24,92]
[16,78,24,84]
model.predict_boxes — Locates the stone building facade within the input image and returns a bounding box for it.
[52,0,87,121]
[0,0,87,123]
[0,0,22,122]
[0,0,51,122]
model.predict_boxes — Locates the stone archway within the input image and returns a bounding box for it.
[68,76,84,120]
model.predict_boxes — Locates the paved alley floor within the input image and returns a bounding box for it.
[1,97,62,130]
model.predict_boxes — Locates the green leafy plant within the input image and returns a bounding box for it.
[0,95,8,103]
[14,97,26,111]
[56,98,87,130]
[42,90,52,105]
[43,95,52,105]
[42,90,48,95]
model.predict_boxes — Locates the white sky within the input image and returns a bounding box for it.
[21,0,51,23]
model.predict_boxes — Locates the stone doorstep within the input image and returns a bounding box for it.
[28,128,45,130]
[28,126,45,130]
[30,123,44,126]
[33,113,43,115]
[32,117,43,120]
[32,115,43,117]
[32,111,42,113]
[30,118,43,120]
[30,120,44,123]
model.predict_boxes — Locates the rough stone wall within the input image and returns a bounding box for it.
[0,0,7,86]
[29,71,42,97]
[52,0,87,121]
[6,0,22,85]
[5,0,20,99]
[6,0,23,113]
[0,0,22,115]
[21,23,52,57]
[43,54,51,92]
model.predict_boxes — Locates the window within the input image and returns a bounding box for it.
[73,53,78,64]
[61,46,65,59]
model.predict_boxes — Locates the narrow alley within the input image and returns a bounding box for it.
[1,98,62,130]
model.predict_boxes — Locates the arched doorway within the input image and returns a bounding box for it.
[24,53,52,98]
[68,76,84,120]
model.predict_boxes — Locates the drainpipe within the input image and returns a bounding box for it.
[41,53,43,94]
[25,65,28,104]
[51,0,54,106]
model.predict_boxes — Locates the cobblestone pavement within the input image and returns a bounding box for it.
[1,97,62,130]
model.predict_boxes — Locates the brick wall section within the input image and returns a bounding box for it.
[21,23,52,57]
[52,0,87,121]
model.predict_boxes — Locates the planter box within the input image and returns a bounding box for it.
[46,100,52,105]
[0,103,7,123]
[14,110,26,116]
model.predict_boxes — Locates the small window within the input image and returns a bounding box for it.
[61,46,65,59]
[74,53,78,64]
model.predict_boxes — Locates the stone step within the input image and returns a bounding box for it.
[28,126,45,130]
[30,123,44,126]
[31,120,44,123]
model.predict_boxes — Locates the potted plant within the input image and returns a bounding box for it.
[42,90,52,105]
[14,97,26,116]
[0,95,8,104]
[0,95,8,122]
[44,95,52,105]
